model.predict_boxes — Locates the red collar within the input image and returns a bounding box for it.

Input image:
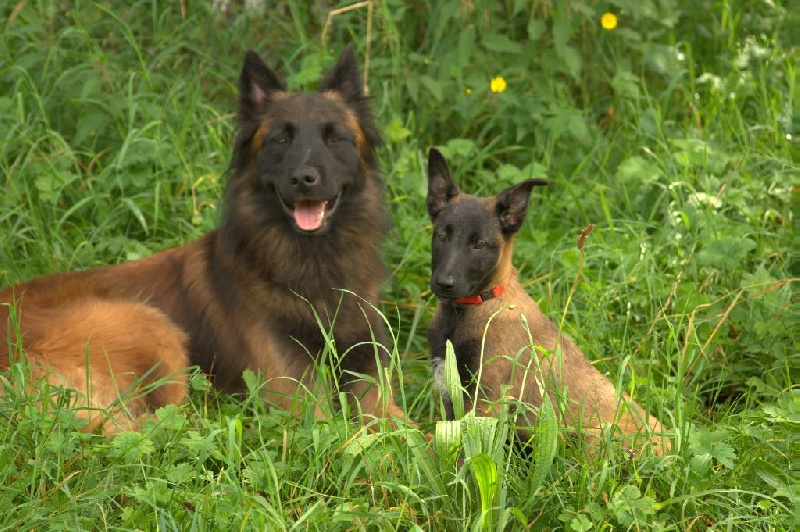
[455,283,507,305]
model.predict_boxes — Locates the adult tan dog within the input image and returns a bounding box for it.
[426,148,669,454]
[0,46,405,433]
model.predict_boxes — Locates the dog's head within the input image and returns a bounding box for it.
[230,46,381,235]
[426,148,549,302]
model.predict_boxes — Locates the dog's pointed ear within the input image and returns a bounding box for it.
[319,45,363,102]
[239,50,286,122]
[427,148,461,219]
[495,178,550,234]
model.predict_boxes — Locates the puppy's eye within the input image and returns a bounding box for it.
[273,137,289,144]
[474,240,486,249]
[436,232,448,243]
[328,135,342,143]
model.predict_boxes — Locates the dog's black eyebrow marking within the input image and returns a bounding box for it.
[267,121,294,137]
[321,120,352,134]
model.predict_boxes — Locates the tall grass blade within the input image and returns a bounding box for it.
[527,393,558,496]
[444,339,465,419]
[470,452,498,532]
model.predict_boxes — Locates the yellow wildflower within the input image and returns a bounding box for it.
[490,76,507,93]
[601,12,618,30]
[465,88,472,95]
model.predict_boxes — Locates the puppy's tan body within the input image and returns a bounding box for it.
[426,148,669,454]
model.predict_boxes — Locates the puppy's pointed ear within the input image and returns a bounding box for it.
[239,50,286,122]
[495,178,550,234]
[427,148,461,219]
[319,45,363,102]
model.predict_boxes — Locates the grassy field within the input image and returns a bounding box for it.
[1,0,797,529]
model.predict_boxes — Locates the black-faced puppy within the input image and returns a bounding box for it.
[425,148,669,454]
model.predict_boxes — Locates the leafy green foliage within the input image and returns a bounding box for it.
[688,428,737,478]
[0,0,797,529]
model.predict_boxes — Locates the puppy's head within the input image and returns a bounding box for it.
[426,148,549,302]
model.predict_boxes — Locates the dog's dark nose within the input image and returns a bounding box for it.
[434,278,455,294]
[290,167,320,188]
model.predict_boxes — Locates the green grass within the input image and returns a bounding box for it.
[1,0,797,529]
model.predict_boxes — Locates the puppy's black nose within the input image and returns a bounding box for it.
[290,167,320,188]
[434,278,455,293]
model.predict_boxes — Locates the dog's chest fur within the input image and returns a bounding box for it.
[428,274,560,419]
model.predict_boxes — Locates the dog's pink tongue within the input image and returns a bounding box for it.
[294,201,326,231]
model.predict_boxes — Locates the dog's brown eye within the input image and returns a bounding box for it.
[436,232,448,243]
[273,137,289,144]
[474,240,486,249]
[329,135,342,143]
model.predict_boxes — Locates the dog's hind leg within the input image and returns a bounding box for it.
[14,299,189,434]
